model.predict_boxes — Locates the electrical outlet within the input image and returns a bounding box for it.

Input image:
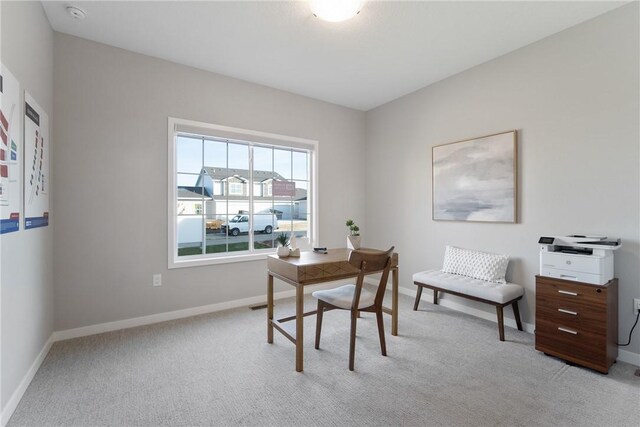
[634,298,640,315]
[153,274,162,287]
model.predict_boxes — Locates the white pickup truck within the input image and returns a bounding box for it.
[222,213,278,236]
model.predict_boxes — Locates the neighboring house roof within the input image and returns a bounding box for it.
[196,167,308,200]
[201,167,286,182]
[178,186,212,199]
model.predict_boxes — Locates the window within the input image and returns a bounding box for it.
[228,182,243,195]
[262,182,273,197]
[168,118,317,268]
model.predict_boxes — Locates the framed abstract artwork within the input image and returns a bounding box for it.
[432,130,517,223]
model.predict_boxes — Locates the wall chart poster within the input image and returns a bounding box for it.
[24,91,49,229]
[0,64,22,234]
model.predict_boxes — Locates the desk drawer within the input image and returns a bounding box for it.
[536,277,608,310]
[536,304,606,335]
[535,318,607,369]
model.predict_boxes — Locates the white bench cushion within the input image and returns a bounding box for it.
[413,270,524,304]
[312,284,376,310]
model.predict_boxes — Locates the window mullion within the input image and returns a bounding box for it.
[201,137,206,256]
[249,146,254,252]
[225,141,229,253]
[289,149,293,243]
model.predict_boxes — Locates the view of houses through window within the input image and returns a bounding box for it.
[175,134,311,258]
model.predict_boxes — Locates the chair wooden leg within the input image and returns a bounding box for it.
[349,310,358,371]
[376,309,387,356]
[315,300,324,350]
[512,300,523,331]
[496,305,505,341]
[413,285,423,311]
[433,289,439,305]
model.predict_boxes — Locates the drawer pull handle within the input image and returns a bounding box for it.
[558,327,578,335]
[560,275,578,280]
[558,290,578,296]
[558,308,577,316]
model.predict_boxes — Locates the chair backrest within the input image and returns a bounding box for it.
[348,246,395,309]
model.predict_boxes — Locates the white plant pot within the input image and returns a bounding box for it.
[276,246,290,257]
[347,235,361,250]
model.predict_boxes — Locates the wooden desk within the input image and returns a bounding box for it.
[267,248,399,372]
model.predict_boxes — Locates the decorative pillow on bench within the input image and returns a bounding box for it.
[441,246,509,284]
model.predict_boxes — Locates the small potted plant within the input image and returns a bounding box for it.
[275,232,290,257]
[346,219,361,250]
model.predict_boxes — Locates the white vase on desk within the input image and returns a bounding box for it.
[347,235,361,250]
[276,246,290,257]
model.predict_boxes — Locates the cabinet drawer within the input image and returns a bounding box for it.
[535,319,607,369]
[536,303,606,335]
[536,278,608,310]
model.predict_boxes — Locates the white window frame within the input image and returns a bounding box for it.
[168,117,318,269]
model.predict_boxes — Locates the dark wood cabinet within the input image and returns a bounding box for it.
[535,275,618,374]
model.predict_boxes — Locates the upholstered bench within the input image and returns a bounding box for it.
[413,246,525,341]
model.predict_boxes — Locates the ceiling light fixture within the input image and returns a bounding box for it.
[310,0,364,23]
[66,5,87,20]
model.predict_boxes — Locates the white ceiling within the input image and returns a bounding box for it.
[42,1,626,111]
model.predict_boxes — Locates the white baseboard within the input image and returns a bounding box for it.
[618,349,640,366]
[54,281,340,342]
[398,285,640,367]
[1,334,55,427]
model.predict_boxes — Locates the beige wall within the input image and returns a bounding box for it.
[0,1,54,413]
[365,3,640,356]
[52,33,367,330]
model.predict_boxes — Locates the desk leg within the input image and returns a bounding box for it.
[295,284,304,372]
[267,273,274,344]
[392,267,399,336]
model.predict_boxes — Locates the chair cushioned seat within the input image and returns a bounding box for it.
[412,270,524,304]
[312,284,376,310]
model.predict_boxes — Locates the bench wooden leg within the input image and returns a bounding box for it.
[413,285,423,311]
[433,289,438,305]
[512,300,523,331]
[496,305,505,341]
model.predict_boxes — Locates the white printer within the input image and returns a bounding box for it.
[538,235,621,285]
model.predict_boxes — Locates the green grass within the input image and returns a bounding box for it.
[178,240,273,257]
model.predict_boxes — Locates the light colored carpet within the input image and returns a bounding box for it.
[8,293,640,426]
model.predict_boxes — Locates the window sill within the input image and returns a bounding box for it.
[168,251,272,269]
